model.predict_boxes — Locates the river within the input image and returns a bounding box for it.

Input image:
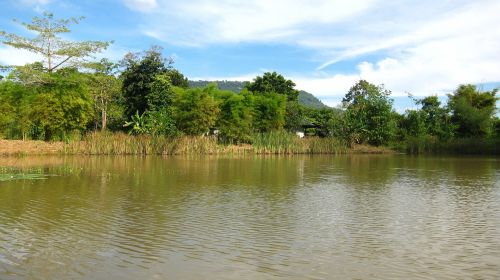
[0,155,499,279]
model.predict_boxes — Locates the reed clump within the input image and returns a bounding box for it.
[65,131,350,155]
[66,132,221,155]
[251,131,348,154]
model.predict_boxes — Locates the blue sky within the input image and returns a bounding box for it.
[1,0,499,111]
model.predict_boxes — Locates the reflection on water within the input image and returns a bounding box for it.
[0,155,499,279]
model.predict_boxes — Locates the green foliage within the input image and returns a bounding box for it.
[190,80,326,109]
[0,12,110,72]
[121,47,172,116]
[245,72,299,101]
[174,86,220,135]
[124,111,148,135]
[215,88,254,143]
[448,84,498,137]
[252,93,286,132]
[167,69,189,88]
[343,80,396,146]
[0,81,36,139]
[147,73,174,111]
[31,69,94,140]
[84,58,122,131]
[124,110,177,136]
[399,96,455,141]
[144,109,178,137]
[6,62,49,86]
[284,101,304,132]
[305,107,346,138]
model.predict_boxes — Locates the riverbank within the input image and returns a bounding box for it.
[0,133,393,156]
[0,140,65,156]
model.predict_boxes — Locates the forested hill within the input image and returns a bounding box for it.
[189,80,328,109]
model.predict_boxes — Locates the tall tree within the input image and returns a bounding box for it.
[252,93,287,132]
[448,84,498,137]
[120,47,173,116]
[245,71,299,101]
[166,69,189,88]
[416,96,454,140]
[173,86,220,135]
[215,88,254,143]
[30,68,94,140]
[0,12,110,72]
[84,59,122,131]
[343,80,395,145]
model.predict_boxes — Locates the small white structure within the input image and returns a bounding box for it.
[296,132,305,138]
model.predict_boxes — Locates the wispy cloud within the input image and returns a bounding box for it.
[18,0,53,12]
[138,0,498,99]
[123,0,157,13]
[295,1,500,98]
[126,0,375,45]
[20,0,52,5]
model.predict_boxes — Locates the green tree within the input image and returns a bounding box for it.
[0,81,36,139]
[121,47,172,116]
[245,71,299,101]
[173,86,220,135]
[84,59,122,131]
[343,80,395,145]
[0,12,110,73]
[166,69,189,88]
[305,107,346,138]
[252,93,287,132]
[448,84,498,137]
[284,101,304,132]
[215,88,254,143]
[416,96,454,140]
[30,69,94,140]
[147,73,174,111]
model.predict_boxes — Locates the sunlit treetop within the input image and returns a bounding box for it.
[0,12,111,72]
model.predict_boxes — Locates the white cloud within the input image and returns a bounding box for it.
[294,1,500,98]
[127,0,499,101]
[21,0,52,5]
[134,0,376,45]
[186,1,499,102]
[123,0,157,12]
[0,46,42,66]
[18,0,52,12]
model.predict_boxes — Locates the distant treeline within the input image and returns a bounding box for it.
[0,13,498,154]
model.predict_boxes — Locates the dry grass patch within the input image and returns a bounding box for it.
[0,140,64,155]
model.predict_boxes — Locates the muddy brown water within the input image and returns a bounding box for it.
[0,155,499,279]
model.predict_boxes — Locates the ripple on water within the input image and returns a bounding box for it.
[0,156,499,279]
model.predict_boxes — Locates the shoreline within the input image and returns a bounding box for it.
[0,138,393,156]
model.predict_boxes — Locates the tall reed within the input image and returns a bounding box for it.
[66,132,221,155]
[66,131,349,155]
[251,131,348,154]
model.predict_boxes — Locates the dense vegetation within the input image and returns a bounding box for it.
[189,80,327,109]
[0,13,498,154]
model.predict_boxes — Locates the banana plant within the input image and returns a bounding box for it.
[123,111,148,135]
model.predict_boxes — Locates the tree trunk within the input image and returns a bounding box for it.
[101,109,107,131]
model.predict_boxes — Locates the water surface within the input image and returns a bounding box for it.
[0,155,499,279]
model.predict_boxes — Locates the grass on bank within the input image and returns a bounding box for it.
[65,131,349,155]
[5,132,497,156]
